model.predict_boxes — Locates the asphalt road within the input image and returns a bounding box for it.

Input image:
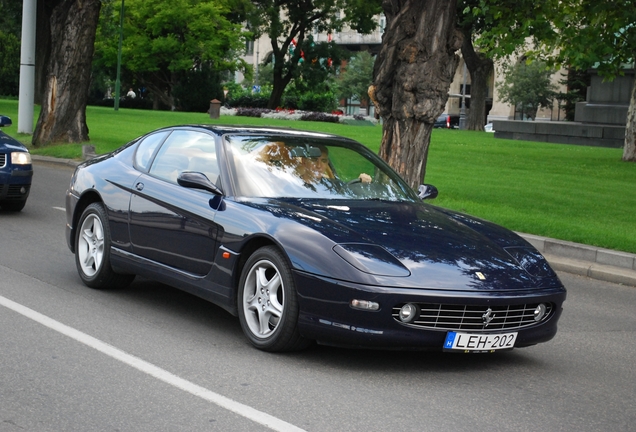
[1,161,635,431]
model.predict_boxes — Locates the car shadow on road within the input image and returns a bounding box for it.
[96,277,549,372]
[290,342,546,374]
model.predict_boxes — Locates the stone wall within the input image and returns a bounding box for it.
[493,68,633,148]
[575,70,633,125]
[493,120,625,148]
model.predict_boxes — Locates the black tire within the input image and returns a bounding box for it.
[237,246,309,352]
[75,202,135,289]
[1,200,26,212]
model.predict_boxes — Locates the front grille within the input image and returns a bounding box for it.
[392,302,553,331]
[0,154,6,168]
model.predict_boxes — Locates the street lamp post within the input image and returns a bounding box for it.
[459,61,467,130]
[114,0,125,110]
[17,0,36,134]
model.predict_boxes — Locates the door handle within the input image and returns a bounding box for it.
[135,182,144,191]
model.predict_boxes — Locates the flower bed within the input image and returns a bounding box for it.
[220,106,378,125]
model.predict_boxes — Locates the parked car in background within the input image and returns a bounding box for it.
[65,125,566,353]
[0,115,33,211]
[434,113,460,129]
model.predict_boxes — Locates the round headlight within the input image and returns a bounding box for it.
[399,303,419,323]
[533,303,547,322]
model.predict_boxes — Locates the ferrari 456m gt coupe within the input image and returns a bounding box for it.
[65,125,566,352]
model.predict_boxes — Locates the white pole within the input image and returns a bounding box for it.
[17,0,37,134]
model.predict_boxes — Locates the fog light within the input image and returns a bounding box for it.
[399,303,419,323]
[534,303,547,322]
[350,299,379,311]
[20,187,26,194]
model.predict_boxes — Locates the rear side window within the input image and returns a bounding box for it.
[134,131,170,171]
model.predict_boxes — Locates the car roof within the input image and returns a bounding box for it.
[169,124,342,140]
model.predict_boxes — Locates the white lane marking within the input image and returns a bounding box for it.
[0,294,305,432]
[53,206,65,211]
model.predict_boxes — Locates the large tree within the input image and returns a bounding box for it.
[97,0,250,110]
[457,0,557,131]
[248,0,381,109]
[32,0,102,146]
[370,0,463,187]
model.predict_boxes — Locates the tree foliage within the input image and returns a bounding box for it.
[0,0,22,35]
[498,60,557,120]
[0,30,19,96]
[535,0,636,161]
[247,0,381,109]
[543,1,635,79]
[95,0,250,109]
[0,0,23,97]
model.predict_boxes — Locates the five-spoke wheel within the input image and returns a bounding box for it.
[77,211,105,278]
[238,246,308,352]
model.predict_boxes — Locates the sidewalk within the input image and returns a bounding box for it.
[34,155,636,288]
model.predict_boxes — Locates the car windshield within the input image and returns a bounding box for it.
[224,135,419,201]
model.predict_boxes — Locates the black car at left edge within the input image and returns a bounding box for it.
[0,115,33,211]
[65,125,566,353]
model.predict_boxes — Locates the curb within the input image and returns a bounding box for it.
[33,156,636,287]
[519,233,636,287]
[33,154,81,167]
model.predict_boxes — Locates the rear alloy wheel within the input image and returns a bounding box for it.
[238,246,308,352]
[75,202,134,289]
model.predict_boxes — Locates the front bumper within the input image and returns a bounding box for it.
[0,167,33,201]
[294,271,566,350]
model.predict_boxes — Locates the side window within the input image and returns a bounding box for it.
[149,130,219,184]
[134,131,169,171]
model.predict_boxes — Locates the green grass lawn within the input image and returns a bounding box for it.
[2,98,635,254]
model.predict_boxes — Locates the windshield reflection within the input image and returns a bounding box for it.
[224,135,418,201]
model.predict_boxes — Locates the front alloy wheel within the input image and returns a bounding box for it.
[238,246,308,352]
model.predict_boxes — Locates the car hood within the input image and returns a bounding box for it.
[0,131,29,153]
[255,198,559,291]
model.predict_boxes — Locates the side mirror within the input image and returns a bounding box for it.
[0,115,12,128]
[418,184,438,200]
[177,171,223,196]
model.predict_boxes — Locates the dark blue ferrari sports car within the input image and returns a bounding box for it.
[65,125,566,352]
[0,115,32,211]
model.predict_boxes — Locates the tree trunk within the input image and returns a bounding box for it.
[32,0,101,146]
[623,74,636,162]
[370,0,462,188]
[142,72,176,110]
[267,32,305,110]
[268,62,292,109]
[461,32,493,131]
[34,0,56,105]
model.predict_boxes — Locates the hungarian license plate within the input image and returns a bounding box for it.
[443,331,517,353]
